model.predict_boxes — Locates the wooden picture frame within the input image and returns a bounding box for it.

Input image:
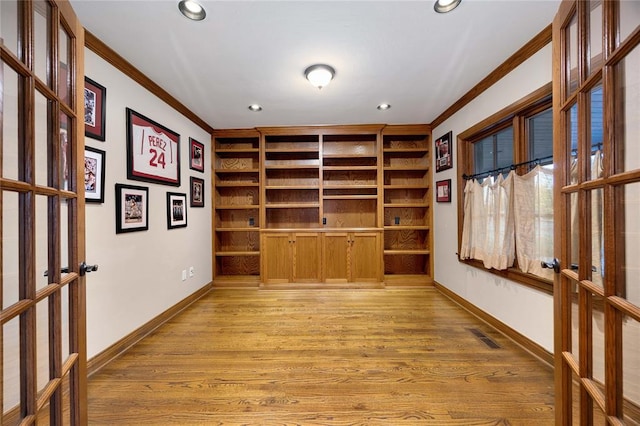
[435,131,453,173]
[189,138,205,173]
[167,192,188,229]
[126,108,181,186]
[84,146,106,203]
[84,77,106,141]
[115,184,149,233]
[436,179,451,203]
[190,176,205,207]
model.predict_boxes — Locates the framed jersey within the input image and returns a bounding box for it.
[126,108,181,186]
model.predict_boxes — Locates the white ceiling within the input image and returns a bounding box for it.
[69,0,561,130]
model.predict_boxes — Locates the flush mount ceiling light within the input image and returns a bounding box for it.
[377,103,392,111]
[304,64,335,89]
[178,0,206,21]
[248,104,263,112]
[434,0,462,13]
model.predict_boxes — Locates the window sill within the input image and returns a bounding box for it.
[458,258,554,296]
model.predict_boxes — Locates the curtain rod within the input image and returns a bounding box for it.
[462,143,603,181]
[462,155,553,181]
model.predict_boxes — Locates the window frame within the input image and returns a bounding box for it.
[456,83,554,295]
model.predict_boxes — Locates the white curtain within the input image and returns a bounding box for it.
[460,179,474,260]
[460,172,515,270]
[513,165,554,280]
[569,151,604,283]
[591,150,604,286]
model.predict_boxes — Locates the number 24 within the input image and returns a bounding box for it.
[149,149,166,169]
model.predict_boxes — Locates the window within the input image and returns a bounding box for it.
[458,84,554,293]
[474,127,514,176]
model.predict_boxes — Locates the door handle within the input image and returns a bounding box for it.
[80,262,99,276]
[541,258,560,274]
[43,267,69,277]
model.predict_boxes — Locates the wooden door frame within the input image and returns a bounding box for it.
[553,0,640,424]
[1,0,86,423]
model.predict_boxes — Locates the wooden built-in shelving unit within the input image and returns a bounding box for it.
[382,126,432,285]
[212,124,432,287]
[213,130,261,285]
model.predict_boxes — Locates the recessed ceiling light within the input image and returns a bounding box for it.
[178,0,206,21]
[248,104,263,112]
[377,103,391,111]
[434,0,462,13]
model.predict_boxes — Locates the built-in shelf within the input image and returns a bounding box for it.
[215,169,260,174]
[382,128,432,279]
[215,182,259,187]
[384,225,430,230]
[324,195,378,200]
[323,154,377,159]
[384,249,431,255]
[215,251,260,257]
[383,166,429,171]
[383,148,429,153]
[324,185,377,190]
[215,227,259,232]
[264,164,319,170]
[215,205,258,210]
[265,203,320,208]
[384,202,429,208]
[216,148,260,153]
[214,125,432,285]
[265,185,319,190]
[265,148,319,153]
[384,185,429,190]
[324,166,378,171]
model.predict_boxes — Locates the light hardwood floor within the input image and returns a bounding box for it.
[87,288,555,424]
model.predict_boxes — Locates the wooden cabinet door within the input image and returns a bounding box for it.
[262,233,292,283]
[292,233,321,283]
[350,232,381,282]
[323,233,350,283]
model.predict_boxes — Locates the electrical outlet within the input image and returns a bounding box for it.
[189,266,194,278]
[181,270,187,281]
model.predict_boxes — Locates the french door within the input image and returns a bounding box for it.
[1,0,87,424]
[553,0,639,424]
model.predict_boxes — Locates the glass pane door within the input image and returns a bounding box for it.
[553,1,640,424]
[1,0,87,423]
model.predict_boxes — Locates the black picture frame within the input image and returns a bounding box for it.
[115,184,149,233]
[189,138,205,173]
[167,192,188,229]
[190,176,205,208]
[84,146,106,203]
[126,108,181,186]
[436,179,452,203]
[435,131,453,173]
[84,77,106,141]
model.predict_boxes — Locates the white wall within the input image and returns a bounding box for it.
[84,49,212,359]
[432,45,554,352]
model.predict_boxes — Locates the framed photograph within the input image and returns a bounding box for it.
[190,176,205,207]
[189,138,205,173]
[115,184,149,233]
[84,146,106,203]
[126,108,181,186]
[84,77,106,141]
[435,131,453,173]
[436,179,452,203]
[167,192,188,229]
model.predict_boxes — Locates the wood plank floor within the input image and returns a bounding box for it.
[87,288,555,425]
